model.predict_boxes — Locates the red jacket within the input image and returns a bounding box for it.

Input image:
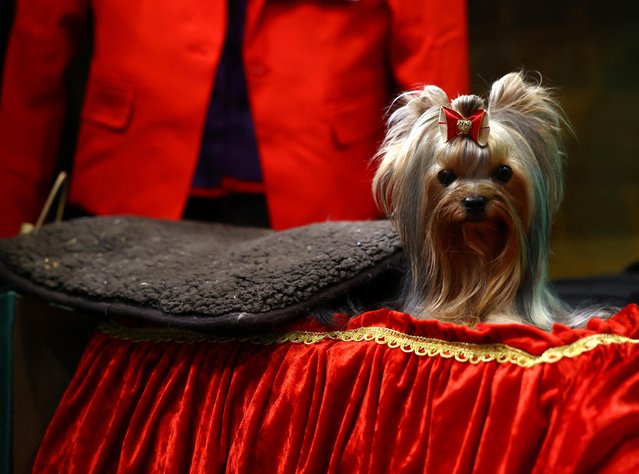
[0,0,468,236]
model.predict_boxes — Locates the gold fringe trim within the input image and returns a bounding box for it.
[98,321,639,368]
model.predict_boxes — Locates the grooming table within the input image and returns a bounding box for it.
[1,217,638,473]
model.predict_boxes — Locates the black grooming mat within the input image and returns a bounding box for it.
[0,216,636,333]
[0,217,404,333]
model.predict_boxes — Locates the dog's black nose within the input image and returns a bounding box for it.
[462,196,487,213]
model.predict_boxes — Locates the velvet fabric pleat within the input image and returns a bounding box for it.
[34,305,639,473]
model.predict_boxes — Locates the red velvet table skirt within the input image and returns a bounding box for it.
[34,306,639,473]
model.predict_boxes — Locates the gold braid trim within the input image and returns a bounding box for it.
[98,321,639,368]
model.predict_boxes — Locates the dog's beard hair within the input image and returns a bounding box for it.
[412,193,527,323]
[398,136,532,324]
[388,132,568,328]
[373,72,611,329]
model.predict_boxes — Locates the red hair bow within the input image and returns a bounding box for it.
[438,106,490,146]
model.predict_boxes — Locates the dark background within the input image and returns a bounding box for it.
[1,0,638,277]
[469,1,639,277]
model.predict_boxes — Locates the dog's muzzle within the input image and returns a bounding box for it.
[462,196,488,217]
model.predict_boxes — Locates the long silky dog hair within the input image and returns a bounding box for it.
[373,72,595,329]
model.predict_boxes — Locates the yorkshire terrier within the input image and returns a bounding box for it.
[373,72,584,329]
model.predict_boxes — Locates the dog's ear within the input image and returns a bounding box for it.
[488,72,530,109]
[487,72,564,130]
[373,85,447,219]
[383,85,449,142]
[393,85,449,122]
[488,71,568,232]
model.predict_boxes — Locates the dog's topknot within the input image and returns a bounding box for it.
[450,94,485,118]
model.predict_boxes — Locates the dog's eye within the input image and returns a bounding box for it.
[438,169,456,187]
[494,165,513,183]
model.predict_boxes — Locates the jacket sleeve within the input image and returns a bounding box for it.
[387,0,469,98]
[0,0,89,237]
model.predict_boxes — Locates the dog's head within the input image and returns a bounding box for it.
[373,72,568,326]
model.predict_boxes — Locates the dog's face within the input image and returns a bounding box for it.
[373,72,568,327]
[425,138,530,264]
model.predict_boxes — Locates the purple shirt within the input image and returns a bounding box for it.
[192,0,261,190]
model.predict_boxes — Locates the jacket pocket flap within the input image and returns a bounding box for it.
[82,77,135,131]
[330,98,383,146]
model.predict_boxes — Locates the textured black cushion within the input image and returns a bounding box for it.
[1,216,637,333]
[0,217,404,333]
